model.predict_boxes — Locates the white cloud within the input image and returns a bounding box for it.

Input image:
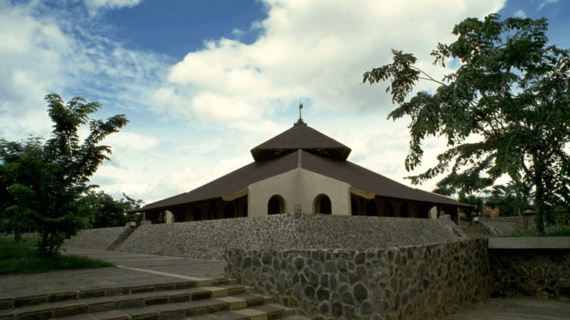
[539,0,559,10]
[84,0,144,17]
[513,9,526,18]
[157,0,506,127]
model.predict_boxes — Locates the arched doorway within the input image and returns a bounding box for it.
[224,203,236,219]
[351,199,359,216]
[268,195,286,214]
[313,194,332,214]
[385,203,394,217]
[193,207,202,221]
[366,201,377,216]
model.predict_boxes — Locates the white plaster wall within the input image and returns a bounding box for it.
[248,169,299,217]
[247,168,351,216]
[298,169,351,216]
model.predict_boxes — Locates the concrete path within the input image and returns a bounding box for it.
[60,247,225,279]
[441,296,570,320]
[0,247,226,301]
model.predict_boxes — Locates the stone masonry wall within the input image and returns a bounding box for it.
[489,249,570,299]
[225,239,491,320]
[480,216,534,234]
[63,226,129,250]
[118,213,467,260]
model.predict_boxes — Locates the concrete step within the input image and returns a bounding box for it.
[0,277,238,312]
[187,303,297,320]
[0,283,256,320]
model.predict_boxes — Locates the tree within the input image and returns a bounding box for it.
[363,14,570,233]
[0,94,128,256]
[79,190,144,228]
[0,137,48,248]
[485,180,533,217]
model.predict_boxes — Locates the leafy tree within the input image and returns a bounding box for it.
[0,94,128,256]
[0,137,47,248]
[79,190,144,228]
[363,14,570,234]
[485,180,533,217]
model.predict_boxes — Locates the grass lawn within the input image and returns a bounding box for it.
[0,237,114,275]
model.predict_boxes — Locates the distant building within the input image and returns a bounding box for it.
[131,107,468,223]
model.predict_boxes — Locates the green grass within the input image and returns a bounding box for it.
[503,223,570,237]
[0,237,114,275]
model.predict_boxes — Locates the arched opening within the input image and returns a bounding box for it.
[385,203,394,217]
[224,203,236,219]
[165,210,174,223]
[313,194,332,214]
[429,206,438,219]
[208,205,218,220]
[193,207,202,221]
[268,195,286,214]
[366,201,378,216]
[400,203,409,217]
[351,199,359,216]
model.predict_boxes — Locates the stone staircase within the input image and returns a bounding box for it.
[0,277,308,320]
[460,225,492,239]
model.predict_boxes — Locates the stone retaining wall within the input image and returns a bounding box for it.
[489,249,570,298]
[118,213,467,260]
[480,216,534,233]
[224,239,490,320]
[63,226,130,250]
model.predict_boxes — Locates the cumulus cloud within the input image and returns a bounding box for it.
[156,0,506,128]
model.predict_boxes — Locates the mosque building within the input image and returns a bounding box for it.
[131,104,468,224]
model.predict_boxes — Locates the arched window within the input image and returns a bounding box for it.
[224,203,236,219]
[208,205,218,220]
[351,199,359,216]
[385,203,394,217]
[313,194,332,214]
[268,195,286,214]
[193,207,202,221]
[400,203,409,217]
[366,201,377,216]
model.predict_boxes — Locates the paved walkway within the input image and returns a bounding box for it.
[440,296,570,320]
[0,247,226,301]
[61,247,225,279]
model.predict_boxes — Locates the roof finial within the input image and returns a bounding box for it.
[294,101,307,127]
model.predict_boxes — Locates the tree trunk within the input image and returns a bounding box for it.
[534,162,545,235]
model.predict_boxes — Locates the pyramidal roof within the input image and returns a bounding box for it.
[250,119,352,162]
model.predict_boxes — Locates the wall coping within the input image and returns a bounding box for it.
[488,237,570,249]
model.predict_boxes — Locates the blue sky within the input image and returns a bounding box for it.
[1,0,568,205]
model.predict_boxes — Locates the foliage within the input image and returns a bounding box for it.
[0,237,114,275]
[0,94,128,257]
[79,190,144,228]
[485,180,533,217]
[363,14,570,234]
[0,137,52,248]
[503,223,570,237]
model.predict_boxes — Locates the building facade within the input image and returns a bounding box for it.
[131,115,468,223]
